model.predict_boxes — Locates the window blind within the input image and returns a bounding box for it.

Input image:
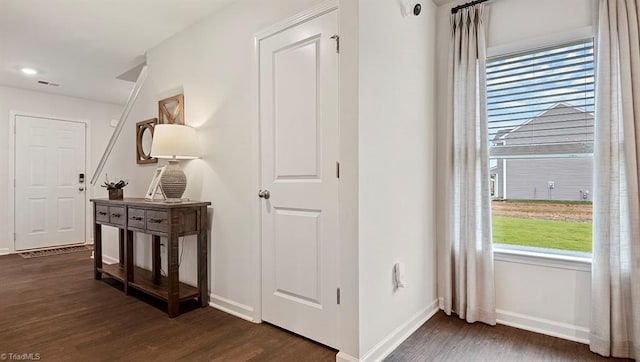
[487,39,595,158]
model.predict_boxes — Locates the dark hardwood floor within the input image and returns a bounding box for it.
[1,251,630,361]
[0,251,335,361]
[387,311,631,362]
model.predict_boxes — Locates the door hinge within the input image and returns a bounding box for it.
[13,233,16,241]
[330,34,340,53]
[336,162,340,179]
[337,288,341,304]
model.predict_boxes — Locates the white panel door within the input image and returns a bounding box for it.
[259,10,339,348]
[15,116,86,251]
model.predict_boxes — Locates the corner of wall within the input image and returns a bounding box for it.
[338,0,361,358]
[359,299,439,362]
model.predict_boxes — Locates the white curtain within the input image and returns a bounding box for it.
[441,4,496,325]
[591,0,640,359]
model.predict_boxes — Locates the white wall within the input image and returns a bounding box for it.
[358,0,438,359]
[494,256,591,341]
[435,0,595,343]
[0,85,121,255]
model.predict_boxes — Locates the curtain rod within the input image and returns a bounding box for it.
[451,0,489,14]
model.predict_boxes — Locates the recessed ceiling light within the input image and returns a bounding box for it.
[21,68,38,75]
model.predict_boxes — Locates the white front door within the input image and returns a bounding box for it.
[259,10,339,348]
[14,115,87,251]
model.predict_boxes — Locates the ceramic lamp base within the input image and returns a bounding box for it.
[160,159,186,201]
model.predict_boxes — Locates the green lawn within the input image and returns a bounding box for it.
[492,216,592,253]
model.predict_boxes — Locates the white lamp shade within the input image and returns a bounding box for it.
[150,124,200,159]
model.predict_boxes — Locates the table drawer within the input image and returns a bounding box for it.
[146,210,169,232]
[109,207,125,226]
[128,208,145,229]
[96,206,109,223]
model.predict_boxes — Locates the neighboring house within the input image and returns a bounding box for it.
[490,103,594,201]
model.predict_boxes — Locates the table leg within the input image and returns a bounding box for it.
[152,235,161,283]
[118,229,125,265]
[124,230,134,295]
[94,223,102,280]
[197,206,209,307]
[167,231,179,318]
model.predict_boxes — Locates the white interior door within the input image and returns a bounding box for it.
[259,10,339,348]
[14,115,86,251]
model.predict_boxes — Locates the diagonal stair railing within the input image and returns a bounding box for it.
[90,65,148,185]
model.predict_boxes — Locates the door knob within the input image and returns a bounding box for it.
[79,186,85,191]
[258,190,270,200]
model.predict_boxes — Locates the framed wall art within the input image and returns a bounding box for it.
[158,94,184,125]
[136,118,158,164]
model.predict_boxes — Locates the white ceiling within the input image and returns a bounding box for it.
[0,0,236,105]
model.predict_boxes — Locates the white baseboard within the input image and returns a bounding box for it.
[0,248,10,256]
[210,293,257,323]
[360,299,439,362]
[336,352,360,362]
[496,309,589,344]
[102,254,119,265]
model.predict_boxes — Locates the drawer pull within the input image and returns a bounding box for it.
[111,213,122,218]
[131,216,143,221]
[98,212,107,216]
[148,218,164,224]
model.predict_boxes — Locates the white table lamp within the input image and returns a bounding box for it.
[150,124,200,201]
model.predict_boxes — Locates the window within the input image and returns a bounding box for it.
[487,39,594,255]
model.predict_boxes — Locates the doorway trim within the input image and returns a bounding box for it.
[252,0,339,324]
[7,111,92,254]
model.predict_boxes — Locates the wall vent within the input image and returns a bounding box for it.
[37,80,59,87]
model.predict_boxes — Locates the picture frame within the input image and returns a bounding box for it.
[158,94,184,125]
[136,118,158,164]
[145,166,166,200]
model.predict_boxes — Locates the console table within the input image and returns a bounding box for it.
[91,198,211,317]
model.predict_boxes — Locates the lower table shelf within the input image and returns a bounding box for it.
[99,264,200,302]
[100,263,125,283]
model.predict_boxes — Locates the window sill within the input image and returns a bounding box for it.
[494,247,592,272]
